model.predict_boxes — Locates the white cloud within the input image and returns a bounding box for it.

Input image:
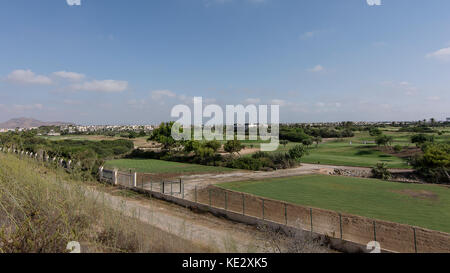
[151,90,177,100]
[12,104,44,111]
[66,0,81,6]
[381,80,418,96]
[316,102,325,108]
[244,98,261,104]
[427,96,440,101]
[63,99,82,105]
[53,71,85,81]
[426,47,450,61]
[270,99,287,106]
[72,80,128,93]
[366,0,381,6]
[6,69,52,85]
[308,65,324,73]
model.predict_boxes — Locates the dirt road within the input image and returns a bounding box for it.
[85,185,317,253]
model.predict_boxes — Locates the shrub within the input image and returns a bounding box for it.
[288,144,308,162]
[393,145,403,153]
[371,163,392,180]
[411,134,435,147]
[375,135,394,147]
[411,143,450,184]
[227,157,263,171]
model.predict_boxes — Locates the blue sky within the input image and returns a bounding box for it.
[0,0,449,124]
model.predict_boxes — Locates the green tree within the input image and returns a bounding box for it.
[224,140,243,156]
[302,138,313,147]
[280,140,289,147]
[288,144,308,162]
[204,140,221,153]
[411,143,450,183]
[411,134,435,147]
[128,131,138,139]
[313,136,322,148]
[369,127,382,137]
[375,135,394,147]
[148,122,179,151]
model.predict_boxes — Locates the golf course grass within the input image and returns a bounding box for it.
[301,141,409,168]
[217,175,450,233]
[105,158,234,174]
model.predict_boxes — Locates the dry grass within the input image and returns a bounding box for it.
[0,153,211,253]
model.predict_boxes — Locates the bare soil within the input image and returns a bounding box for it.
[393,189,439,201]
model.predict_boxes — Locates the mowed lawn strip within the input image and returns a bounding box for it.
[105,158,234,174]
[217,175,450,233]
[275,141,410,168]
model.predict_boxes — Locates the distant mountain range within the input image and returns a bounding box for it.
[0,117,74,129]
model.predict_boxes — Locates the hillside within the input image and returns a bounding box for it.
[0,117,74,129]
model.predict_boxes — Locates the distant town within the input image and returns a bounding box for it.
[1,117,449,136]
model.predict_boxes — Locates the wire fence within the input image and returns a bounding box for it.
[106,169,450,253]
[2,146,448,254]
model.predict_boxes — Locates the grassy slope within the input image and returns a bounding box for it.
[0,153,213,253]
[105,158,234,174]
[218,175,450,233]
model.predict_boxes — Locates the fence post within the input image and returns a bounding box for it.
[339,213,343,240]
[113,169,118,186]
[225,191,227,211]
[99,166,104,180]
[413,227,418,253]
[209,189,212,207]
[242,194,245,215]
[133,172,137,188]
[284,203,288,226]
[161,181,164,194]
[262,199,265,220]
[171,181,173,196]
[310,208,313,235]
[373,221,377,242]
[195,185,198,203]
[182,182,184,199]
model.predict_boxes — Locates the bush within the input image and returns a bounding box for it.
[227,157,263,171]
[288,144,308,162]
[371,163,392,180]
[411,134,435,147]
[375,135,394,147]
[393,145,403,153]
[411,143,450,184]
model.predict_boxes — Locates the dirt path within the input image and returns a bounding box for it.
[84,185,278,253]
[173,163,413,200]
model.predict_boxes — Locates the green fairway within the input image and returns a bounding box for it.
[242,129,450,169]
[270,139,409,168]
[218,175,450,233]
[105,158,234,174]
[301,141,409,168]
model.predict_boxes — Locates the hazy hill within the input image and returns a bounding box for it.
[0,117,74,129]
